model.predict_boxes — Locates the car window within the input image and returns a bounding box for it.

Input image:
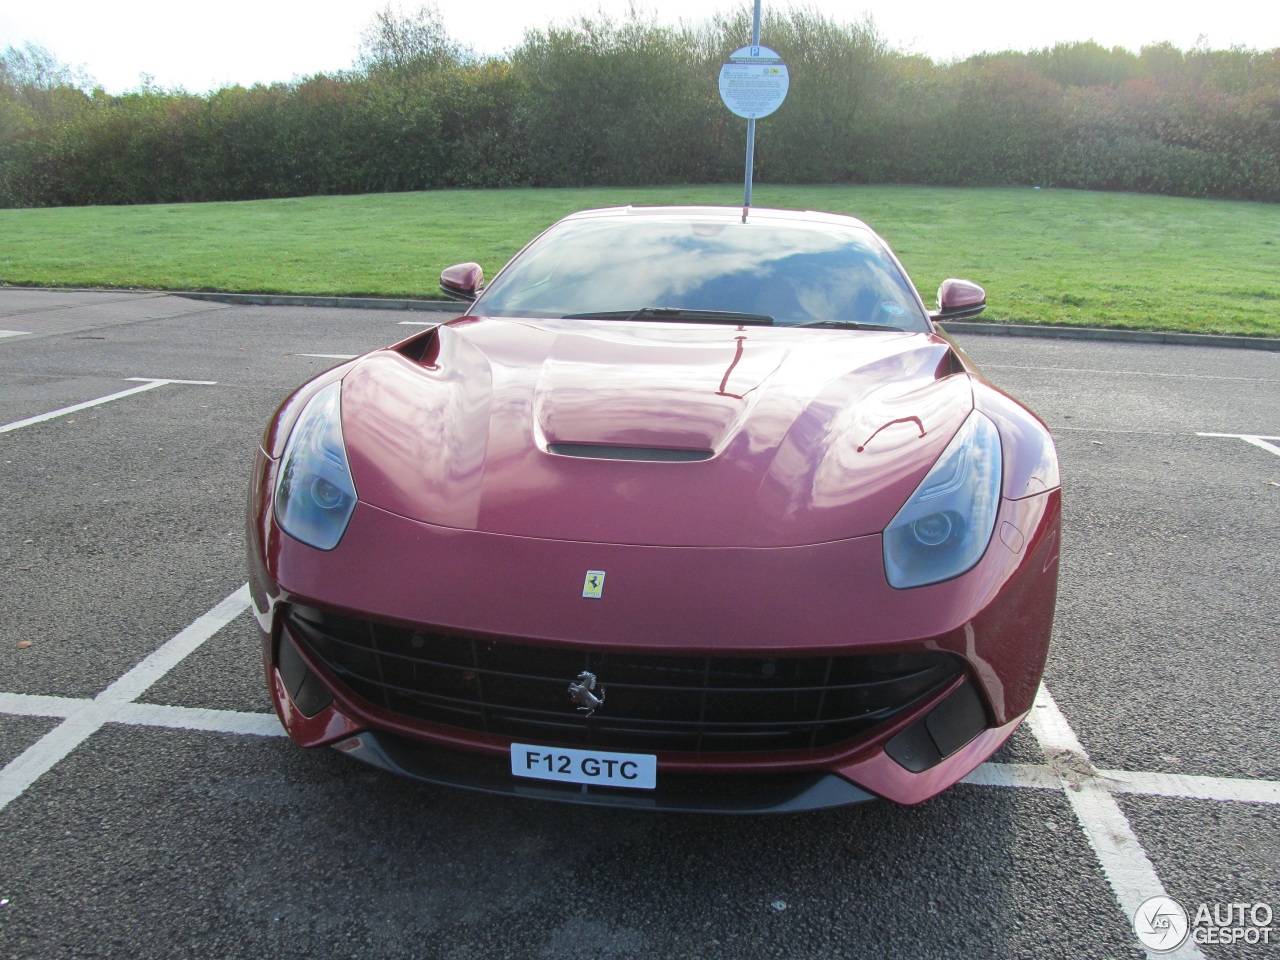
[472,217,930,331]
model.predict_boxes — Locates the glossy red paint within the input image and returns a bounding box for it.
[266,657,361,745]
[833,713,1023,805]
[439,261,484,299]
[259,526,1039,790]
[341,322,973,546]
[260,359,356,459]
[247,206,1063,811]
[249,442,1059,802]
[257,489,1056,684]
[975,382,1061,500]
[937,278,987,312]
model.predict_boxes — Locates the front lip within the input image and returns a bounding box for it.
[249,444,1061,808]
[328,728,885,814]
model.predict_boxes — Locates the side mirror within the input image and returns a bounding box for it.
[440,262,484,302]
[932,279,986,321]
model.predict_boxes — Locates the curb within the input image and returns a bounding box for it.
[191,294,1279,352]
[175,291,462,312]
[938,320,1280,352]
[45,288,1280,352]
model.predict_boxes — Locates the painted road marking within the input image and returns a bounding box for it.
[0,692,84,717]
[987,364,1279,384]
[0,377,218,435]
[2,681,1275,805]
[0,330,31,339]
[4,683,1269,808]
[1097,769,1280,806]
[2,627,1277,960]
[397,320,437,326]
[0,585,250,813]
[962,762,1061,790]
[0,692,284,738]
[1027,686,1207,960]
[1197,432,1280,458]
[116,702,284,737]
[298,353,357,360]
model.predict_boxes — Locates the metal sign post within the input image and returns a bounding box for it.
[745,0,762,221]
[717,0,789,222]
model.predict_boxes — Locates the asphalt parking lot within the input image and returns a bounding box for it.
[1,289,1276,960]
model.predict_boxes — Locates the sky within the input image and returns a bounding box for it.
[1,0,1273,95]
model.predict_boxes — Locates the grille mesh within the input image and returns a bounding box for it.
[284,604,962,754]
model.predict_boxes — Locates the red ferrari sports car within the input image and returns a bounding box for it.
[247,206,1060,812]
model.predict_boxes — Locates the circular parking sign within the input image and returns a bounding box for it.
[718,45,790,119]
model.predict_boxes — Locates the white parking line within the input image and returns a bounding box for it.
[397,320,437,326]
[116,702,284,737]
[0,377,218,435]
[2,632,1276,960]
[0,330,31,339]
[962,762,1060,790]
[1028,687,1207,960]
[0,585,250,813]
[1098,769,1280,806]
[298,353,357,360]
[1197,432,1280,458]
[0,692,84,717]
[4,681,1277,804]
[0,692,284,737]
[989,364,1280,384]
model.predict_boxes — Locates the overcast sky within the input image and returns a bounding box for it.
[1,0,1273,94]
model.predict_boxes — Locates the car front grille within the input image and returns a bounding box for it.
[283,604,964,754]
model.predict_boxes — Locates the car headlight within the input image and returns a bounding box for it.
[274,382,358,550]
[883,411,1002,589]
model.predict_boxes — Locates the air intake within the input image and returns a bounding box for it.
[283,604,966,754]
[547,444,713,462]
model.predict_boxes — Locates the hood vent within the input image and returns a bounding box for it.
[547,443,713,463]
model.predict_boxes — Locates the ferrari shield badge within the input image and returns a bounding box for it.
[582,570,606,599]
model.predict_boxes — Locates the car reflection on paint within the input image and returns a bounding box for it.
[247,206,1061,812]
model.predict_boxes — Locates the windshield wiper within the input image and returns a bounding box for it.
[563,307,774,325]
[788,319,906,332]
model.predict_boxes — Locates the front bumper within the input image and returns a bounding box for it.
[248,448,1060,810]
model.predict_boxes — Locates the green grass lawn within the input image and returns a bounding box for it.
[2,184,1278,336]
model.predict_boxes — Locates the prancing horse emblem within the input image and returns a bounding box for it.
[582,570,606,599]
[568,671,605,716]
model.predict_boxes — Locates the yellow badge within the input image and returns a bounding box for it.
[582,570,606,599]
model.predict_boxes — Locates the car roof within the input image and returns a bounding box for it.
[559,205,876,233]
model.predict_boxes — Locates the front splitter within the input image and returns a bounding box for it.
[331,731,877,814]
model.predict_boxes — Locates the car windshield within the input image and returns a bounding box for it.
[471,215,931,331]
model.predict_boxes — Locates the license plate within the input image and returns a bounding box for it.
[510,743,657,790]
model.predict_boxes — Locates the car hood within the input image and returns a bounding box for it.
[339,316,973,547]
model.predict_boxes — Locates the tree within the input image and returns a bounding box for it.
[356,4,470,77]
[0,43,93,135]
